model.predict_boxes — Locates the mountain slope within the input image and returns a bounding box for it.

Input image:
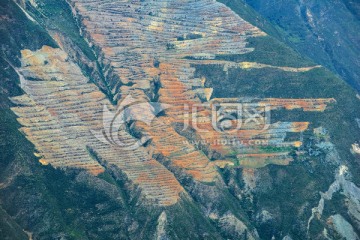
[0,0,359,239]
[222,0,360,91]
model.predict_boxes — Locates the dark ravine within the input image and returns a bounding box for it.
[0,0,359,239]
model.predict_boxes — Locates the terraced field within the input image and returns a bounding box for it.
[1,0,360,239]
[11,46,183,206]
[9,0,336,204]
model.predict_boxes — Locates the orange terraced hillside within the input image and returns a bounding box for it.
[65,0,334,170]
[10,0,335,204]
[3,0,360,238]
[11,46,183,206]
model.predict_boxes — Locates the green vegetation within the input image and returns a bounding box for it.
[218,0,282,39]
[97,172,118,186]
[193,8,360,236]
[177,33,203,41]
[0,206,28,240]
[221,0,360,91]
[0,0,57,64]
[26,0,96,60]
[215,36,314,68]
[258,146,293,153]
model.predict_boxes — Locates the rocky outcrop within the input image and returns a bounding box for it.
[218,212,258,239]
[307,165,360,236]
[328,214,359,240]
[154,211,168,240]
[352,143,360,154]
